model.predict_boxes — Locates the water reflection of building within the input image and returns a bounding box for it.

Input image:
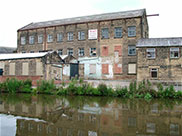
[0,97,182,136]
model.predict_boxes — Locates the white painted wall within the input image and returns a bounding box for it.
[63,64,70,76]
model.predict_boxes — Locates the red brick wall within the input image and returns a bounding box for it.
[102,64,109,74]
[114,46,122,56]
[102,46,109,56]
[114,64,122,74]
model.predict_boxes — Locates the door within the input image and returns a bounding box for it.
[70,63,79,79]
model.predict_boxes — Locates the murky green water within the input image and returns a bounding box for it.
[0,94,182,136]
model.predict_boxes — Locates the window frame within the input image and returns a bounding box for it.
[147,48,156,59]
[78,48,84,57]
[101,28,109,39]
[151,68,158,78]
[90,48,96,57]
[67,48,73,56]
[58,49,63,56]
[38,34,43,44]
[128,45,136,56]
[128,26,136,37]
[170,47,179,58]
[20,36,26,45]
[67,32,74,41]
[57,33,63,42]
[114,27,122,38]
[78,31,85,41]
[29,35,34,45]
[47,34,53,43]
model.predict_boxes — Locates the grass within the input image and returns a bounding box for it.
[1,78,182,100]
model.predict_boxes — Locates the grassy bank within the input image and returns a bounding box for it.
[0,78,182,100]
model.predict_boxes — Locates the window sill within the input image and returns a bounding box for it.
[128,54,136,56]
[114,37,122,39]
[128,36,136,38]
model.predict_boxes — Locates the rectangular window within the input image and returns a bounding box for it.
[30,51,34,53]
[67,48,73,56]
[47,34,53,43]
[101,28,109,39]
[78,48,84,57]
[67,32,73,41]
[114,64,122,74]
[102,46,109,56]
[36,62,43,75]
[114,27,122,38]
[128,26,136,37]
[58,49,63,55]
[102,64,109,74]
[21,36,26,45]
[57,33,63,42]
[147,123,156,133]
[9,63,15,75]
[114,46,122,56]
[90,48,96,56]
[22,63,29,75]
[128,45,136,56]
[89,64,96,74]
[78,31,85,40]
[128,117,136,127]
[128,64,136,74]
[170,48,179,58]
[170,124,179,135]
[29,35,34,44]
[147,48,155,59]
[151,68,158,78]
[38,35,43,44]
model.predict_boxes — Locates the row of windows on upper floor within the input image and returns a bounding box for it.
[22,45,136,57]
[20,26,136,45]
[146,47,181,59]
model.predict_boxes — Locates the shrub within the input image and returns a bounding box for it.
[115,87,129,98]
[37,80,56,94]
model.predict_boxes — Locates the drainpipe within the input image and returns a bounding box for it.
[44,28,47,50]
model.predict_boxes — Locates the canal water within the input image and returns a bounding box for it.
[0,94,182,136]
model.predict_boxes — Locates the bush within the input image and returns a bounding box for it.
[37,80,56,94]
[115,87,129,98]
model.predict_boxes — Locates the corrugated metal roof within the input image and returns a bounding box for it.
[0,52,48,60]
[0,47,16,53]
[18,9,145,31]
[137,37,182,47]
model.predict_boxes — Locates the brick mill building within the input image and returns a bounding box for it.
[17,9,149,80]
[137,37,182,83]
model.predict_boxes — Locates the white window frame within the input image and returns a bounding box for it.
[38,35,43,44]
[128,45,136,56]
[29,35,34,45]
[78,48,84,57]
[57,33,63,42]
[128,26,136,37]
[21,36,26,45]
[170,48,179,58]
[78,31,85,40]
[90,48,96,56]
[147,48,156,59]
[67,48,73,56]
[151,68,158,78]
[67,32,73,41]
[114,27,122,38]
[101,28,109,39]
[47,34,53,43]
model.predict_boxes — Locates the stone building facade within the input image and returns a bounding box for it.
[17,9,149,80]
[137,37,182,83]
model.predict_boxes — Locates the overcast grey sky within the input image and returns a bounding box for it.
[0,0,182,47]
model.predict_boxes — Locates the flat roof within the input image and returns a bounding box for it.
[137,37,182,47]
[18,9,145,31]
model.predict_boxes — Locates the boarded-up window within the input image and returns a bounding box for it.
[114,64,122,74]
[9,63,15,75]
[102,64,109,74]
[128,64,136,74]
[22,63,29,75]
[89,64,96,74]
[114,46,122,56]
[36,62,43,75]
[0,62,4,69]
[102,46,108,56]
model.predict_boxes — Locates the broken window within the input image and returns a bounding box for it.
[90,48,96,56]
[78,31,85,40]
[114,27,122,38]
[151,68,158,78]
[47,34,53,43]
[128,26,136,37]
[147,48,155,59]
[21,36,26,45]
[101,28,109,39]
[170,48,179,58]
[67,32,74,41]
[29,35,34,45]
[128,45,136,56]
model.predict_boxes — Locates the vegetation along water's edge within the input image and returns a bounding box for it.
[0,78,182,100]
